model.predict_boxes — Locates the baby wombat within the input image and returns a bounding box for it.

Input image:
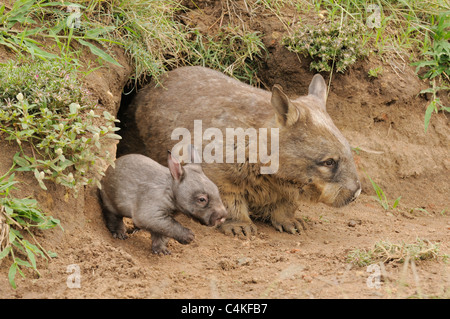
[99,147,227,255]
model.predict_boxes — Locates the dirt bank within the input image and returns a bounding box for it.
[0,1,448,299]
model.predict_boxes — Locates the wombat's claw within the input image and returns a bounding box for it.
[152,247,171,255]
[177,229,195,245]
[219,221,257,238]
[271,218,306,234]
[112,231,128,240]
[127,226,141,235]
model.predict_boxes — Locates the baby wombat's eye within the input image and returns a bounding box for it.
[196,195,209,206]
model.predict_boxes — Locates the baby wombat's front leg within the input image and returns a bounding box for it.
[150,232,171,255]
[134,211,194,254]
[102,208,128,240]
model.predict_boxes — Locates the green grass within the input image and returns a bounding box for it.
[187,27,266,85]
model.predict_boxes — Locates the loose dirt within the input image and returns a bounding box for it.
[0,1,448,299]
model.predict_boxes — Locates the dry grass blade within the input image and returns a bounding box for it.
[347,238,448,267]
[0,206,10,251]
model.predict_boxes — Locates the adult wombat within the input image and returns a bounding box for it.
[99,147,227,254]
[132,66,361,236]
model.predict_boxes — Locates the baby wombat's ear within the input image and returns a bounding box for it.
[168,150,184,181]
[308,74,328,111]
[271,84,299,127]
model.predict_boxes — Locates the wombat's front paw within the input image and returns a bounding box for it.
[112,231,128,240]
[271,216,306,234]
[177,228,195,245]
[152,246,171,255]
[219,221,257,237]
[151,233,171,255]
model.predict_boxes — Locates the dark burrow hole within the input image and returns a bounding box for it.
[115,78,150,158]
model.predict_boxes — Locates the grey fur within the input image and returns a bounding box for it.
[99,148,227,254]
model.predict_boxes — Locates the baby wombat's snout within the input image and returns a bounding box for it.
[192,200,227,227]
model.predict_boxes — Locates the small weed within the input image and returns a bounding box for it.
[347,238,448,267]
[411,12,449,132]
[412,12,450,81]
[419,79,450,133]
[366,174,401,211]
[368,66,383,78]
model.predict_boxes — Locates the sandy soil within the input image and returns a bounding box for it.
[0,1,448,299]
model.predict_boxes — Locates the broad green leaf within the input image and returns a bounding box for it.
[15,257,31,268]
[77,39,122,67]
[13,153,30,168]
[38,179,48,191]
[9,230,17,244]
[25,247,37,269]
[23,41,59,60]
[8,263,17,289]
[0,179,18,192]
[85,26,116,38]
[0,247,11,261]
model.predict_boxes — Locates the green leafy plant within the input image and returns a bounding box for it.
[0,59,120,192]
[419,79,450,132]
[283,19,368,73]
[368,66,383,78]
[0,168,60,289]
[412,12,450,81]
[411,12,450,132]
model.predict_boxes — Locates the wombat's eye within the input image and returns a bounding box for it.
[322,158,337,167]
[197,195,209,205]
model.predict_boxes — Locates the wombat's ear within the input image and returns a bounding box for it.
[168,151,184,181]
[271,84,299,127]
[308,74,328,111]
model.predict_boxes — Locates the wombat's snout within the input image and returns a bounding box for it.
[208,206,228,227]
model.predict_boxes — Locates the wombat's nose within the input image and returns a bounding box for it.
[213,206,228,226]
[354,187,361,199]
[350,181,362,203]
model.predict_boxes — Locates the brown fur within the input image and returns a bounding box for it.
[132,66,361,236]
